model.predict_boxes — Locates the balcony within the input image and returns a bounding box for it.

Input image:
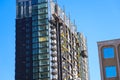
[51,46,57,51]
[51,42,56,46]
[51,52,57,57]
[51,63,57,69]
[49,19,56,25]
[51,70,57,75]
[50,30,56,34]
[50,25,56,29]
[51,56,57,63]
[51,35,56,40]
[51,59,57,63]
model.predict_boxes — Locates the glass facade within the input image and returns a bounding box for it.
[32,0,50,79]
[16,1,31,18]
[105,66,117,78]
[103,47,115,58]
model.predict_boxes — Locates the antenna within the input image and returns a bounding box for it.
[74,19,76,26]
[69,13,71,27]
[69,13,71,20]
[63,5,65,22]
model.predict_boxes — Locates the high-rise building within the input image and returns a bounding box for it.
[98,39,120,80]
[15,0,89,80]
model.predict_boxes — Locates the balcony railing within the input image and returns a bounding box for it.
[51,64,57,69]
[51,47,57,51]
[51,52,57,57]
[50,25,56,29]
[51,70,57,75]
[51,35,56,40]
[51,42,56,46]
[50,30,56,34]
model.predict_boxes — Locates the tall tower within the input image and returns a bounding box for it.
[16,0,32,80]
[15,0,89,80]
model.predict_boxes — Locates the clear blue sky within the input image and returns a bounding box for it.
[0,0,120,80]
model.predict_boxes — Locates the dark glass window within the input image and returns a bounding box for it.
[105,66,117,78]
[38,0,48,3]
[103,47,114,58]
[40,66,49,72]
[26,1,29,6]
[17,2,21,18]
[32,0,38,5]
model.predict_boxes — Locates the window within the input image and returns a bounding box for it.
[39,36,48,42]
[38,3,48,9]
[17,2,21,18]
[39,48,49,53]
[103,47,115,58]
[38,25,48,30]
[105,66,117,78]
[32,38,38,43]
[32,20,38,26]
[33,73,39,79]
[33,61,39,66]
[38,0,48,3]
[33,67,39,73]
[38,19,48,25]
[39,72,50,78]
[40,66,49,72]
[32,0,38,5]
[38,31,49,37]
[38,14,48,20]
[38,8,48,14]
[38,54,49,59]
[33,42,49,49]
[40,60,49,65]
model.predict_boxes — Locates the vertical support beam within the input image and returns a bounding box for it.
[56,19,62,80]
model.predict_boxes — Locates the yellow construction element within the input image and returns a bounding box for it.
[61,45,69,52]
[39,37,47,42]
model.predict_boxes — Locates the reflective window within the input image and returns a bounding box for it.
[38,14,48,20]
[38,8,48,14]
[40,60,49,65]
[38,0,48,3]
[38,54,49,59]
[39,72,50,78]
[38,48,49,53]
[17,2,21,18]
[33,42,49,49]
[32,31,48,37]
[33,61,39,66]
[38,25,48,30]
[103,47,114,58]
[33,73,39,79]
[40,66,49,72]
[32,38,38,43]
[105,66,117,78]
[33,67,39,73]
[39,36,48,42]
[32,0,38,5]
[38,3,48,9]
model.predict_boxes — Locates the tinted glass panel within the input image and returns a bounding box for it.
[103,47,114,58]
[105,66,117,78]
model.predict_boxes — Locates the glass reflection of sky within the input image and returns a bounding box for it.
[105,66,117,78]
[103,47,114,58]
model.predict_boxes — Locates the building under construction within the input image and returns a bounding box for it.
[15,0,89,80]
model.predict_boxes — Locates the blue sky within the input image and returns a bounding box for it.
[0,0,120,80]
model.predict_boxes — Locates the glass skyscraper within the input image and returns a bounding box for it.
[15,0,89,80]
